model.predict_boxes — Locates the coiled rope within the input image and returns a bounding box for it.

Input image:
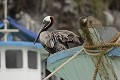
[83,32,120,80]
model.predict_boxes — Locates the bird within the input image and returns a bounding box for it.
[34,16,81,56]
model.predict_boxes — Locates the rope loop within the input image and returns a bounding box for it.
[84,32,120,56]
[83,32,120,80]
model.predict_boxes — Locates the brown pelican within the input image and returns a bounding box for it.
[34,16,81,54]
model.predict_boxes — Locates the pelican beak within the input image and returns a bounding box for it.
[34,30,41,44]
[34,24,44,44]
[34,21,50,44]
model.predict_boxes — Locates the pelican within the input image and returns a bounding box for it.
[34,16,81,55]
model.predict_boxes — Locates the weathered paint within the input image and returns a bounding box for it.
[85,27,118,80]
[111,57,120,80]
[47,47,101,80]
[88,27,118,44]
[47,27,120,80]
[47,46,120,80]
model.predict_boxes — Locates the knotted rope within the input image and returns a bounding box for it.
[43,32,120,80]
[83,32,120,80]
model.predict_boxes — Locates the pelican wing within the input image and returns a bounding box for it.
[53,30,81,45]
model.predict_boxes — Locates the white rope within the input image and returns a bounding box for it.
[83,48,113,56]
[43,37,120,80]
[43,48,84,80]
[116,37,120,43]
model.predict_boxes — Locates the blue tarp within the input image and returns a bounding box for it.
[0,21,4,28]
[0,17,39,42]
[47,46,120,65]
[47,46,82,65]
[0,17,42,48]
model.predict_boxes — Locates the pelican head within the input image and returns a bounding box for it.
[79,16,88,28]
[34,16,54,44]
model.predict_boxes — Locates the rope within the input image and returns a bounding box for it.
[84,47,113,56]
[92,48,108,80]
[84,32,120,50]
[84,43,120,49]
[83,32,120,80]
[43,32,120,80]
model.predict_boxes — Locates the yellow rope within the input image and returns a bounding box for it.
[92,49,108,80]
[83,32,120,80]
[84,32,120,49]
